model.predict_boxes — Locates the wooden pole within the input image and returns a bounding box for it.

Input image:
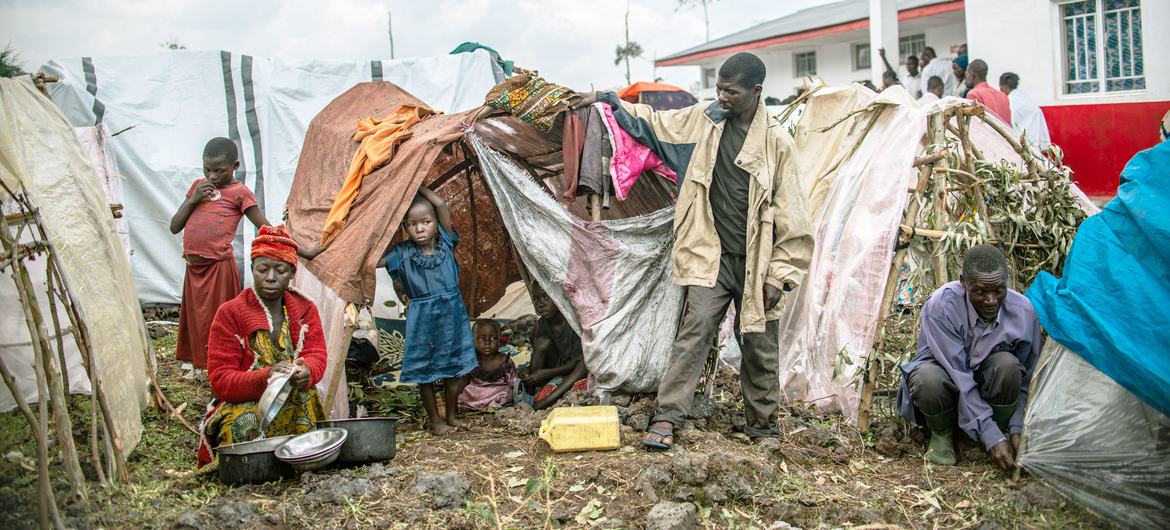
[929,111,951,286]
[0,356,61,529]
[324,303,359,416]
[0,208,88,505]
[589,194,601,222]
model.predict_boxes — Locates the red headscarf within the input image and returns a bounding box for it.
[251,224,298,265]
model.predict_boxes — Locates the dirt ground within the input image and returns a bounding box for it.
[0,328,1100,529]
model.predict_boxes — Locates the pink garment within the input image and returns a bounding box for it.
[458,358,516,410]
[596,103,678,201]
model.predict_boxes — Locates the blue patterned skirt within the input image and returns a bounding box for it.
[401,290,477,384]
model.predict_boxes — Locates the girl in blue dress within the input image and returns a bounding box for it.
[378,188,476,435]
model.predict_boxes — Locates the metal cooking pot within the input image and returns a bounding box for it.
[217,435,297,485]
[315,417,397,464]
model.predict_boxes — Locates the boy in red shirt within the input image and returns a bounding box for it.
[169,137,269,379]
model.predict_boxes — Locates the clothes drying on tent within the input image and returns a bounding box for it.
[618,81,698,111]
[598,102,678,201]
[1025,140,1170,417]
[321,105,437,246]
[483,73,579,133]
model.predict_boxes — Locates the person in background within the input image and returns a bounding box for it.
[518,283,589,410]
[196,225,327,472]
[951,55,969,97]
[904,55,922,99]
[378,188,477,435]
[877,47,900,91]
[999,72,1050,146]
[919,47,958,99]
[170,137,270,381]
[919,76,944,104]
[896,245,1042,470]
[965,59,1012,124]
[458,319,517,410]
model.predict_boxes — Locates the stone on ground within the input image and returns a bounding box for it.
[414,471,470,509]
[646,501,698,530]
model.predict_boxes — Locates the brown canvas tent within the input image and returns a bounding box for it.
[285,81,675,417]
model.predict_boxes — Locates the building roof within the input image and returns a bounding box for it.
[658,0,962,66]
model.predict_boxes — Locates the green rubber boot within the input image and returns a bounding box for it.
[923,409,958,465]
[991,404,1016,438]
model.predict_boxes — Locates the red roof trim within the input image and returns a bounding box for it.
[656,0,965,67]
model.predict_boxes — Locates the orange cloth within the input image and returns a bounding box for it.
[320,105,436,246]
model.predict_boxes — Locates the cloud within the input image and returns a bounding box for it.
[0,0,830,91]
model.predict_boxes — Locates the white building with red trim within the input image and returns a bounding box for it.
[657,0,1168,197]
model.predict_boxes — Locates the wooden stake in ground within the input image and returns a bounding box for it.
[0,206,66,529]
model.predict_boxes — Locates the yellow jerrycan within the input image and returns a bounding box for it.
[538,405,621,452]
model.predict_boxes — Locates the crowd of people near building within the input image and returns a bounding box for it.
[879,43,1051,147]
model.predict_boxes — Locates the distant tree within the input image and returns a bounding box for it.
[1,43,28,78]
[160,39,187,50]
[676,0,719,42]
[614,0,643,85]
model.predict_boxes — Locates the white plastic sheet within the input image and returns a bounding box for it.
[1019,341,1169,529]
[40,50,498,304]
[0,77,148,450]
[470,133,684,393]
[775,86,925,419]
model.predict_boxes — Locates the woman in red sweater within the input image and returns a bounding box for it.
[196,225,328,471]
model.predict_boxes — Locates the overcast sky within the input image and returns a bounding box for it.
[1,0,834,92]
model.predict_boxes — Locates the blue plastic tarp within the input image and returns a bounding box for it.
[1025,140,1170,417]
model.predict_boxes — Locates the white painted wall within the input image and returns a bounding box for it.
[966,0,1168,107]
[686,20,966,101]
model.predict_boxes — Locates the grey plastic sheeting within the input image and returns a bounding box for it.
[1019,341,1170,529]
[0,76,149,451]
[469,133,684,393]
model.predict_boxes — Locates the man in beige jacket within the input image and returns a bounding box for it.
[576,52,814,448]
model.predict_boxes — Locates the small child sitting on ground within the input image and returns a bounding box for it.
[457,319,517,410]
[519,283,589,410]
[377,187,476,435]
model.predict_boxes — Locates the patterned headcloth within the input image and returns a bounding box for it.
[252,224,298,265]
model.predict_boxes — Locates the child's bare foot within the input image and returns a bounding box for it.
[429,422,455,436]
[446,417,464,430]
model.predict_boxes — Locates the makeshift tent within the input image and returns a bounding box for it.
[770,82,1098,427]
[285,80,675,416]
[39,49,498,306]
[1,76,152,521]
[617,81,698,110]
[1019,142,1169,528]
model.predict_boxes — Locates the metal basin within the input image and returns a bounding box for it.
[257,372,294,432]
[216,435,296,485]
[275,428,347,473]
[316,417,398,464]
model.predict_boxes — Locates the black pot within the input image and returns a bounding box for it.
[315,417,397,464]
[217,435,298,485]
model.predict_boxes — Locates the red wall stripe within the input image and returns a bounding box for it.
[1043,101,1170,197]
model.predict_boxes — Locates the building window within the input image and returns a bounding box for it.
[702,67,717,89]
[852,43,871,70]
[1060,0,1144,95]
[794,51,817,77]
[899,34,926,63]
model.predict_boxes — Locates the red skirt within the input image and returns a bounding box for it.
[177,257,241,369]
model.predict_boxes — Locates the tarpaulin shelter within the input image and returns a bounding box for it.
[771,82,1099,426]
[1,76,150,453]
[39,49,499,307]
[1019,141,1170,529]
[285,79,678,415]
[617,82,698,111]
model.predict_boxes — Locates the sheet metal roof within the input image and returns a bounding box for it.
[659,0,958,63]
